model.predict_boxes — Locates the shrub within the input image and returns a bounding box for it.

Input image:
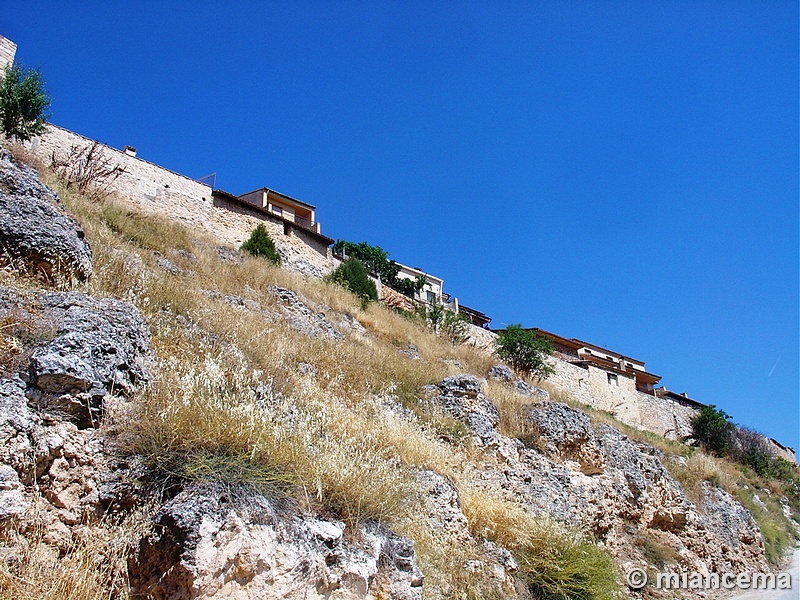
[327,258,378,302]
[50,141,126,200]
[416,298,470,344]
[0,64,50,141]
[691,405,735,456]
[495,324,554,380]
[240,224,281,265]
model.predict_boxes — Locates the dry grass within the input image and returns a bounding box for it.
[0,151,627,598]
[0,509,150,600]
[461,488,621,600]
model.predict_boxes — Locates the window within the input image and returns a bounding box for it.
[607,373,618,386]
[271,204,283,217]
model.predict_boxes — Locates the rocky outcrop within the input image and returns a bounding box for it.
[130,484,423,600]
[0,150,92,280]
[428,375,500,445]
[428,382,770,581]
[0,287,152,426]
[0,282,153,549]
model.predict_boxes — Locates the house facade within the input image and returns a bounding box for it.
[395,263,444,304]
[238,188,321,235]
[0,35,15,71]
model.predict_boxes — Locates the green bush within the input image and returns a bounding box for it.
[495,324,554,381]
[240,224,281,265]
[0,64,50,141]
[327,258,378,303]
[691,405,735,456]
[416,298,470,345]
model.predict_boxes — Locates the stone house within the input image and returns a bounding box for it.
[395,263,444,304]
[237,187,322,235]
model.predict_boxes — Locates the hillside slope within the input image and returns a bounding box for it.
[0,146,797,599]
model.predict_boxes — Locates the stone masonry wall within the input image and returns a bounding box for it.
[0,35,16,71]
[546,356,697,440]
[28,125,334,278]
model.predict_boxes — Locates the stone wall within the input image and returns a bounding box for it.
[27,125,335,278]
[546,356,697,440]
[0,35,16,71]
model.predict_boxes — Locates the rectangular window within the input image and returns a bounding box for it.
[607,373,618,386]
[271,204,283,217]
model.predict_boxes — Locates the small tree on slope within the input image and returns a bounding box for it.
[0,65,50,141]
[240,224,281,265]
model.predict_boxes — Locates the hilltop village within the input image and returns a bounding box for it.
[0,30,790,463]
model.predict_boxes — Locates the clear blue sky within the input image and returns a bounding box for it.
[4,2,798,449]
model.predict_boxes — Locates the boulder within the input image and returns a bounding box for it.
[28,291,152,401]
[431,375,500,445]
[130,484,424,599]
[487,364,513,381]
[0,150,92,280]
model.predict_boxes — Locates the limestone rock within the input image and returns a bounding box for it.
[487,364,513,381]
[26,291,152,410]
[130,484,423,599]
[269,285,345,340]
[512,379,550,402]
[0,150,92,280]
[0,376,35,478]
[431,375,500,445]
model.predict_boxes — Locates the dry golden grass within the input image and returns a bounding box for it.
[0,152,627,599]
[0,509,150,600]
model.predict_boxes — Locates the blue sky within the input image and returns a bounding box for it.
[4,1,798,448]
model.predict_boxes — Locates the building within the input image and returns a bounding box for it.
[395,263,444,304]
[532,328,662,395]
[0,35,16,71]
[237,188,322,235]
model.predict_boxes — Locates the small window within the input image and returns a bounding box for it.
[271,205,283,216]
[607,373,618,386]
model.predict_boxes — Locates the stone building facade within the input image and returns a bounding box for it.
[0,35,16,71]
[27,124,336,278]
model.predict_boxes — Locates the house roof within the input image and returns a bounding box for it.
[212,189,334,245]
[525,328,647,367]
[458,304,491,326]
[239,187,317,211]
[490,326,662,384]
[572,355,662,385]
[654,387,705,409]
[395,262,444,285]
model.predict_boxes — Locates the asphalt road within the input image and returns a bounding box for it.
[729,548,799,600]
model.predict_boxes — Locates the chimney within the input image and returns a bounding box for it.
[123,145,137,157]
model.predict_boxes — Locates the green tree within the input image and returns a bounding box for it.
[240,224,281,265]
[0,64,50,141]
[327,258,378,303]
[691,405,735,456]
[332,239,426,297]
[495,324,555,381]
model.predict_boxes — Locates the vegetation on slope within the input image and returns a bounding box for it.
[0,146,624,599]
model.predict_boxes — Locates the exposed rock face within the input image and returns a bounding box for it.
[130,484,424,600]
[435,391,769,580]
[487,364,513,381]
[0,282,153,548]
[430,375,500,445]
[0,287,152,426]
[0,150,92,280]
